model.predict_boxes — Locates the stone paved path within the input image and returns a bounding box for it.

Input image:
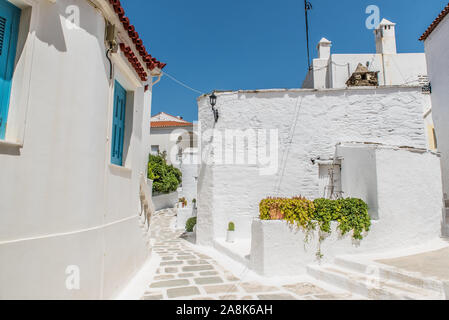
[142,208,356,300]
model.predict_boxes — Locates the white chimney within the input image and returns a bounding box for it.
[317,38,332,60]
[375,18,397,54]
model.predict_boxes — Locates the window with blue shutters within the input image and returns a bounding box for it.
[0,0,21,140]
[111,80,127,166]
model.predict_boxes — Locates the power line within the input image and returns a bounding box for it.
[162,71,205,95]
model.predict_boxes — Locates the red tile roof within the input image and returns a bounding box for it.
[420,3,449,41]
[108,0,166,82]
[151,121,193,128]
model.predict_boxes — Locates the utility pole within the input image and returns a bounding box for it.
[304,0,313,70]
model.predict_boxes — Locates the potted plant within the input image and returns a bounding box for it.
[226,222,236,243]
[192,198,197,209]
[269,203,284,220]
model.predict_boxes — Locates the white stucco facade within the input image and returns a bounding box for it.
[0,0,161,299]
[196,87,429,246]
[178,150,198,203]
[302,19,428,90]
[423,10,449,207]
[250,143,443,276]
[150,112,197,165]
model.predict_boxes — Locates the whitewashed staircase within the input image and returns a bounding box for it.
[307,256,447,300]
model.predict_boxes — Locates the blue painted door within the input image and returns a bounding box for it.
[0,0,20,140]
[111,80,127,166]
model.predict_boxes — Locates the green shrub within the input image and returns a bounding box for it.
[148,154,182,194]
[336,198,371,240]
[260,197,315,229]
[228,222,235,231]
[186,217,197,232]
[259,197,371,240]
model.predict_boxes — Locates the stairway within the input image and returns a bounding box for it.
[307,256,446,300]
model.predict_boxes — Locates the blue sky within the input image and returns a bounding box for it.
[122,0,448,122]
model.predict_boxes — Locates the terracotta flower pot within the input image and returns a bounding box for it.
[269,207,284,220]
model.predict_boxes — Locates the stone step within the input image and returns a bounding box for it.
[334,257,444,294]
[307,264,443,300]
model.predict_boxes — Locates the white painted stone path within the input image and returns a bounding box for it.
[142,209,359,300]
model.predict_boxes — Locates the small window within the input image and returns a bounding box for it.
[318,163,342,199]
[111,80,127,166]
[151,145,159,155]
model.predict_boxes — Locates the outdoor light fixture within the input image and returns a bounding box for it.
[209,91,219,123]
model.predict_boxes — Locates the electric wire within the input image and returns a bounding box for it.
[162,71,205,95]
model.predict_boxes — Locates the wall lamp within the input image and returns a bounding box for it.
[209,91,219,123]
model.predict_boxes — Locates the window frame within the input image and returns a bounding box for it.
[111,80,127,166]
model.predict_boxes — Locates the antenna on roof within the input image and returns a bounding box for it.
[304,0,313,70]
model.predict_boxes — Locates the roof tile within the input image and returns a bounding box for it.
[420,3,449,41]
[108,0,166,81]
[151,121,193,128]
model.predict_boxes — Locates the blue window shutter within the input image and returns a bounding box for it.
[111,80,127,166]
[0,0,21,140]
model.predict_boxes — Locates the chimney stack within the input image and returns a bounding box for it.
[375,18,397,54]
[317,38,332,60]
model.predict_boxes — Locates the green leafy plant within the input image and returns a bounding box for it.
[260,196,315,229]
[228,222,235,231]
[259,197,371,241]
[186,217,197,232]
[148,153,182,194]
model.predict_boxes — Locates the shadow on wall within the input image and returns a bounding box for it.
[35,0,111,81]
[36,1,67,52]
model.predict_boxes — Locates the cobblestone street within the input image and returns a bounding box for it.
[142,209,357,300]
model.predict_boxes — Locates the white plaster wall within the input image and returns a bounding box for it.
[250,145,443,276]
[328,53,427,89]
[152,191,178,211]
[0,0,154,299]
[424,16,449,199]
[150,126,195,165]
[338,145,379,219]
[197,87,428,245]
[176,207,195,230]
[179,151,198,204]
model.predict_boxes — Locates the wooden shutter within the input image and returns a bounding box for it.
[0,0,20,140]
[111,80,127,166]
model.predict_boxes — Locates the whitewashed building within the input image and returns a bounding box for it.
[196,87,434,244]
[302,19,428,89]
[421,3,449,235]
[150,112,197,164]
[302,18,437,151]
[0,0,166,299]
